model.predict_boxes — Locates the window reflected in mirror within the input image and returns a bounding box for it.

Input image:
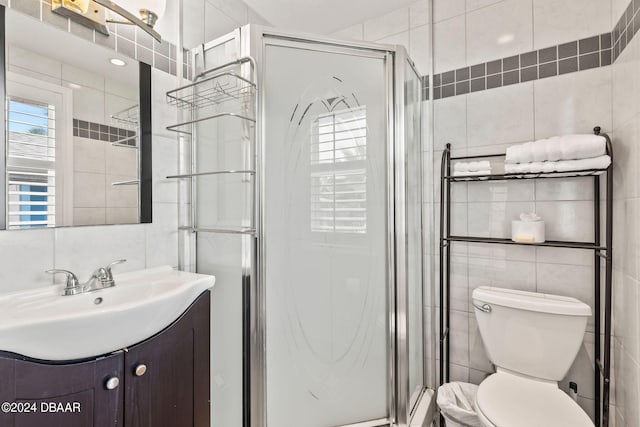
[5,8,143,228]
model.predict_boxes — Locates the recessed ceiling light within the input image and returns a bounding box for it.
[110,58,127,67]
[497,34,515,45]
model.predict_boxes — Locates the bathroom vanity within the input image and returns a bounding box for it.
[0,267,213,427]
[0,292,209,427]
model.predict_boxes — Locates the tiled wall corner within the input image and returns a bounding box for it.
[329,1,432,76]
[610,1,640,424]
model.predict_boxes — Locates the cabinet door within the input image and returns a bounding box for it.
[124,291,210,427]
[0,352,124,427]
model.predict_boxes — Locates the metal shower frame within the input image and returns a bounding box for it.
[175,24,433,427]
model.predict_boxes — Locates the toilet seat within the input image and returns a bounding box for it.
[475,372,594,427]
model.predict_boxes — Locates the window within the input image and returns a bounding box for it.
[310,106,367,234]
[6,97,56,229]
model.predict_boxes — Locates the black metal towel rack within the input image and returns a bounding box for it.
[438,126,613,427]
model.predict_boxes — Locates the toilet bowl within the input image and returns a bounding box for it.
[472,286,594,427]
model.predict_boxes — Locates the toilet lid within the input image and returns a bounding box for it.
[476,373,594,427]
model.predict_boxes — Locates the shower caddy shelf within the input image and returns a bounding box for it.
[439,126,613,427]
[165,56,257,236]
[164,55,258,426]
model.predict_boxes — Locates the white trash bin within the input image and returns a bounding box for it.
[436,382,481,427]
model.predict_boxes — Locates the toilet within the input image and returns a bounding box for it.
[472,286,595,427]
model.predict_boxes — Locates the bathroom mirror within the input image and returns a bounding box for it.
[0,6,152,229]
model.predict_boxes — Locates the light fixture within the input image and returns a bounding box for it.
[52,0,164,42]
[119,0,166,28]
[62,0,90,14]
[109,58,127,67]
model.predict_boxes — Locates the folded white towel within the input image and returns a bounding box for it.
[555,155,611,172]
[505,134,606,164]
[504,155,611,174]
[454,160,491,172]
[453,169,492,177]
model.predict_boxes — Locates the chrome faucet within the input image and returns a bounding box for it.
[46,259,127,296]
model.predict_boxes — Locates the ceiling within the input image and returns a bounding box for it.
[242,0,417,35]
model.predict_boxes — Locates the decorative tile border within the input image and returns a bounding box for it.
[6,0,181,77]
[432,33,611,100]
[73,119,136,146]
[427,0,638,101]
[613,0,640,62]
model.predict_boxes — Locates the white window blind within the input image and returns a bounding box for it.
[310,106,367,234]
[6,97,56,229]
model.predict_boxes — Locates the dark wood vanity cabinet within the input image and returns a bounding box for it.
[124,291,210,427]
[0,291,210,427]
[0,352,124,427]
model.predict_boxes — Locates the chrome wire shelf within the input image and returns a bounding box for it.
[167,72,256,111]
[166,170,255,179]
[178,226,256,235]
[166,112,255,134]
[111,105,139,129]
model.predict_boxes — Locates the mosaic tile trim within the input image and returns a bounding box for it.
[432,33,611,100]
[422,75,430,101]
[428,0,640,100]
[7,0,180,77]
[613,0,640,62]
[73,119,137,146]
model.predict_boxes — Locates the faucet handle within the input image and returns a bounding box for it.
[105,259,127,279]
[45,269,81,296]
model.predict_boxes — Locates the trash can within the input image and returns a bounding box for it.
[436,382,481,427]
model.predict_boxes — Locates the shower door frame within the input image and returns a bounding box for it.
[230,25,427,427]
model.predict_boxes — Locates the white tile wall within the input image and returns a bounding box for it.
[533,67,612,139]
[433,0,465,23]
[433,15,466,73]
[466,0,533,65]
[330,1,432,75]
[431,0,617,420]
[611,10,640,424]
[532,0,611,49]
[183,0,270,49]
[466,83,535,147]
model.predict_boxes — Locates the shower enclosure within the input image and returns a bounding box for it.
[169,25,433,427]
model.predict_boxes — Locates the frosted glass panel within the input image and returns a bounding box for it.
[264,44,389,426]
[405,61,425,413]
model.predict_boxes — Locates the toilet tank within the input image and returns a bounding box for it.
[472,286,591,381]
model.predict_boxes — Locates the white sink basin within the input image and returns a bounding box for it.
[0,266,215,361]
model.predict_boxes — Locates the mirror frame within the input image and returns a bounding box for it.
[0,5,152,229]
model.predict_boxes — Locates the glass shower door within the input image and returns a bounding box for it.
[263,41,390,426]
[405,59,425,416]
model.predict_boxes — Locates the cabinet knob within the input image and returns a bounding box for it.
[134,364,147,377]
[105,376,120,390]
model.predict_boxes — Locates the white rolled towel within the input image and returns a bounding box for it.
[453,169,492,177]
[554,154,611,172]
[559,134,607,160]
[544,136,563,161]
[454,160,491,172]
[505,155,610,174]
[505,134,606,164]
